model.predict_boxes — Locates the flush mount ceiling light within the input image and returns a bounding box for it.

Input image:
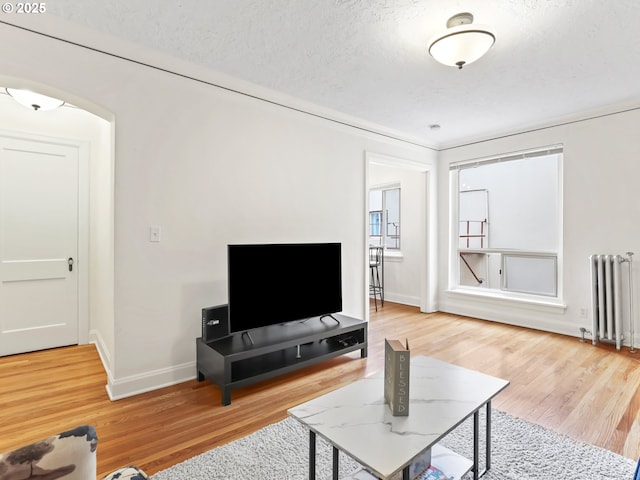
[428,12,495,69]
[5,88,65,111]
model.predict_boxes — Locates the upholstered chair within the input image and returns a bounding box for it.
[0,425,146,480]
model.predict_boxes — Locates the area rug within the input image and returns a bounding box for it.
[151,409,637,480]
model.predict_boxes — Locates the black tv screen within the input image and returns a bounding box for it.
[227,243,342,333]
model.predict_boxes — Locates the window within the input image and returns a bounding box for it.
[451,146,562,298]
[369,186,400,250]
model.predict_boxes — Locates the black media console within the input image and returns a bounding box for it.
[196,314,367,405]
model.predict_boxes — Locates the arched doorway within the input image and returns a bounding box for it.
[0,83,114,356]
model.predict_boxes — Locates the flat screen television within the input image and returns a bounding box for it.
[227,242,342,333]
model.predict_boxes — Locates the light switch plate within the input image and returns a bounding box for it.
[149,226,161,242]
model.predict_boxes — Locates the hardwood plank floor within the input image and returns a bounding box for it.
[1,302,639,477]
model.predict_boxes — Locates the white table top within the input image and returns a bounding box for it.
[288,355,509,479]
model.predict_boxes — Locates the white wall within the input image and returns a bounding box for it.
[10,15,636,394]
[0,21,434,398]
[438,108,640,346]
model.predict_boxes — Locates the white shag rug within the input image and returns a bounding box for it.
[151,410,637,480]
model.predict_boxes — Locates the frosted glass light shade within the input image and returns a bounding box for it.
[6,88,65,111]
[428,24,495,69]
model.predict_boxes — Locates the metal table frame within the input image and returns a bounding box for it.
[307,400,494,480]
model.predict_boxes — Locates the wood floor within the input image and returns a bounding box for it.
[1,302,639,477]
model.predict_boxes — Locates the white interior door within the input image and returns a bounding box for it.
[0,135,80,356]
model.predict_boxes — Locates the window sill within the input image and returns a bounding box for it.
[445,287,567,312]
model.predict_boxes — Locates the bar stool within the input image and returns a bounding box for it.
[369,246,384,311]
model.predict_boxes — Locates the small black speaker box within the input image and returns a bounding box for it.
[202,304,229,342]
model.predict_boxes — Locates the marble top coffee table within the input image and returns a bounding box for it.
[288,355,509,480]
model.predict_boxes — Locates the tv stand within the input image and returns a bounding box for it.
[196,313,367,405]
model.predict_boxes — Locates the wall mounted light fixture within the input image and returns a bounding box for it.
[428,12,495,69]
[5,88,65,111]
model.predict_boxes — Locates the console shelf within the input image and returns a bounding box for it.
[196,314,367,405]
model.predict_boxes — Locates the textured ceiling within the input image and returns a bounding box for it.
[25,1,640,147]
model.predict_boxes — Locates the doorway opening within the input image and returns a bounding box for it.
[0,84,114,357]
[365,152,434,319]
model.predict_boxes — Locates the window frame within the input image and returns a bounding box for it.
[369,184,401,251]
[449,145,563,302]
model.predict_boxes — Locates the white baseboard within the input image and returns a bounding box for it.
[90,328,196,400]
[89,329,114,388]
[377,292,420,307]
[438,291,579,338]
[105,361,196,400]
[90,292,640,400]
[439,297,640,350]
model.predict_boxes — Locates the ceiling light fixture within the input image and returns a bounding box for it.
[5,88,65,111]
[428,12,495,69]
